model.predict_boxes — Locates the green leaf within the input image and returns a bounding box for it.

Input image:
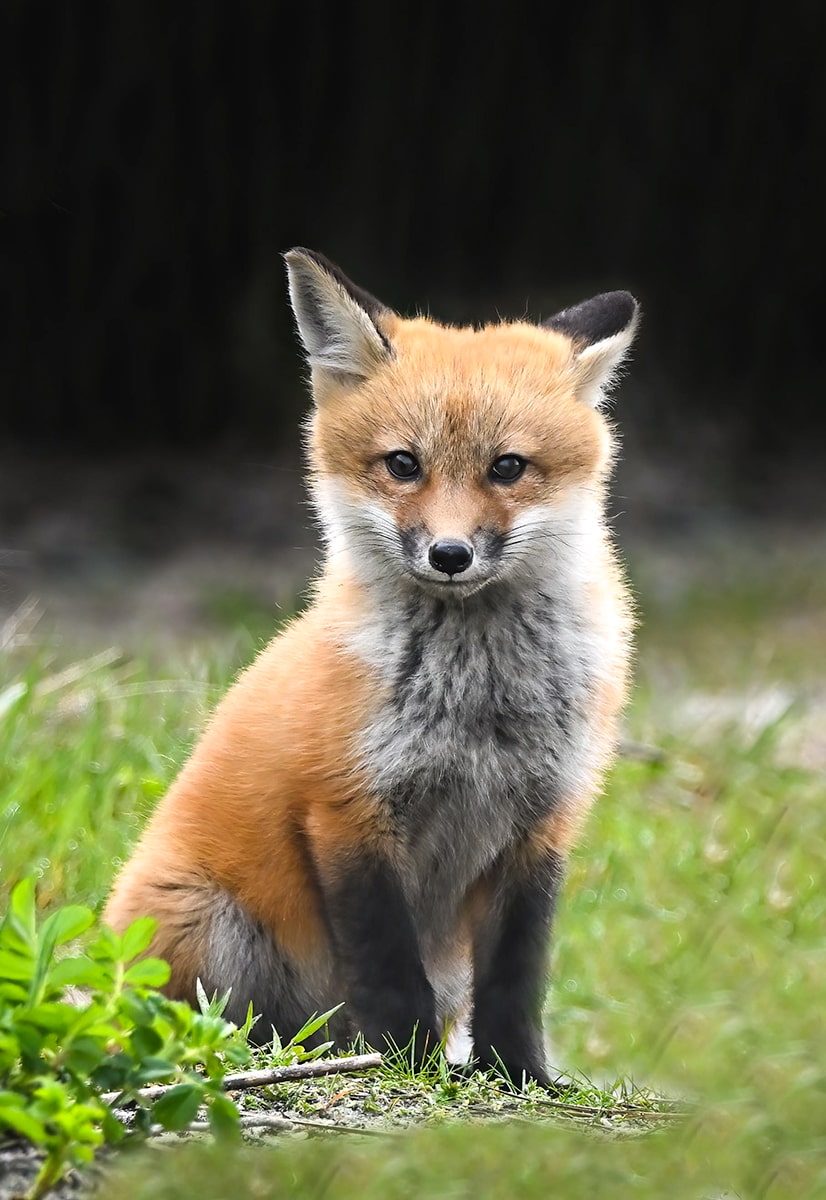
[32,1078,71,1113]
[70,1142,97,1165]
[0,1104,47,1142]
[0,980,30,1003]
[117,988,165,1027]
[62,1035,109,1077]
[0,920,33,957]
[90,1051,137,1091]
[100,1107,126,1144]
[288,1003,343,1048]
[123,958,171,989]
[120,916,157,962]
[132,1106,152,1136]
[0,1030,24,1070]
[15,1023,48,1066]
[151,1083,203,1131]
[47,955,110,991]
[132,1056,179,1085]
[300,1039,334,1061]
[18,1001,76,1033]
[0,948,35,980]
[86,925,122,962]
[223,1041,251,1068]
[238,1001,258,1041]
[7,877,37,947]
[129,1025,164,1058]
[187,1012,236,1049]
[195,978,232,1018]
[31,908,94,1005]
[207,1091,240,1141]
[40,905,95,949]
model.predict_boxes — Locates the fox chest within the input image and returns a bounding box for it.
[353,593,601,919]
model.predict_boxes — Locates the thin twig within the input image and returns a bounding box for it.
[286,1116,392,1138]
[101,1053,382,1105]
[615,1107,689,1119]
[186,1114,295,1133]
[152,1113,389,1140]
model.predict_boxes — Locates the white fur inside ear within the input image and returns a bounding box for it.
[285,253,389,378]
[573,322,638,408]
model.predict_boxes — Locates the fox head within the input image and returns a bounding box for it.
[285,248,639,599]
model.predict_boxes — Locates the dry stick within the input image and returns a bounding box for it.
[286,1116,392,1138]
[223,1054,383,1091]
[184,1114,296,1134]
[182,1115,391,1139]
[102,1053,383,1106]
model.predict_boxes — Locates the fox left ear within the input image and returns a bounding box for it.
[284,248,394,381]
[544,291,640,407]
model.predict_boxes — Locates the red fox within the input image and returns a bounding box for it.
[105,249,639,1088]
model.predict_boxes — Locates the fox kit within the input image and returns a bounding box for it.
[106,249,639,1087]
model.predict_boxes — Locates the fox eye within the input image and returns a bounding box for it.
[489,455,527,482]
[385,450,421,480]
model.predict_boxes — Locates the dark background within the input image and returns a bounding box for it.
[1,0,825,618]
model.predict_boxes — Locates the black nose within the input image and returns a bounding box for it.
[428,539,474,576]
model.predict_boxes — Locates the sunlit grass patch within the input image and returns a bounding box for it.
[0,627,258,910]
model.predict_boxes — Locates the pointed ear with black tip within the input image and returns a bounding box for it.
[544,291,640,407]
[284,248,394,381]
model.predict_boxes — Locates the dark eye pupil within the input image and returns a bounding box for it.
[386,451,420,479]
[490,455,526,481]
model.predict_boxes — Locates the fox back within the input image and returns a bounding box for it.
[105,249,640,1087]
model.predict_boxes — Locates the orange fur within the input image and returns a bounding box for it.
[106,580,388,984]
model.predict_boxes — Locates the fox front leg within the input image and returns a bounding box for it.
[471,846,564,1089]
[320,847,439,1062]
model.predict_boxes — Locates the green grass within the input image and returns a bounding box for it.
[2,551,825,1198]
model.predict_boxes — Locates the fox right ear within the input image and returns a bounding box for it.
[284,248,394,380]
[544,291,640,407]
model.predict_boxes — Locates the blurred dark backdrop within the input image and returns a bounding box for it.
[1,0,825,527]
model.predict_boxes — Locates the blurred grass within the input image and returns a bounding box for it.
[2,549,825,1197]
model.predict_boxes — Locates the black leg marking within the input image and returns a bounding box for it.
[471,849,564,1089]
[324,852,438,1061]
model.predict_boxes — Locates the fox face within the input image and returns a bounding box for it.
[286,249,638,598]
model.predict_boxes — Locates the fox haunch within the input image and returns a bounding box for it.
[105,249,640,1087]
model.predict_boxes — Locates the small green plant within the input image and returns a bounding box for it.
[0,878,249,1199]
[249,1001,341,1067]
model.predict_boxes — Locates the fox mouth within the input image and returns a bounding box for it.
[408,570,492,597]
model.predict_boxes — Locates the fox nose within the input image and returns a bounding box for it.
[429,539,474,576]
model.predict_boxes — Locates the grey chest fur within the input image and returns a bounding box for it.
[353,586,603,940]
